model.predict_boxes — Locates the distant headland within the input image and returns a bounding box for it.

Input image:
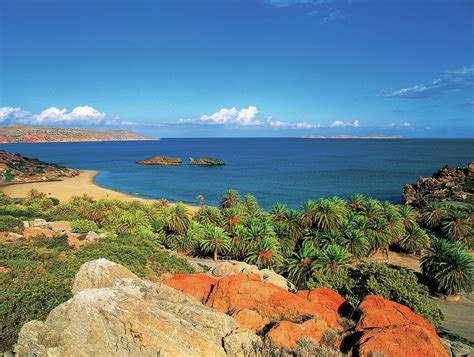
[0,124,154,143]
[303,134,403,139]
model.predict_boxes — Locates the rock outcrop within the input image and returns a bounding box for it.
[211,260,296,291]
[13,260,450,357]
[403,162,473,208]
[137,156,182,166]
[15,259,254,357]
[350,295,448,357]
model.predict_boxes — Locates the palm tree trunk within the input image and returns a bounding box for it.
[214,248,218,261]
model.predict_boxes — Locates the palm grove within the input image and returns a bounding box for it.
[1,188,473,330]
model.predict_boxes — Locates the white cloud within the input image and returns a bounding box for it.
[0,107,29,122]
[269,120,289,128]
[383,65,474,99]
[330,119,359,128]
[295,121,321,129]
[29,106,106,125]
[0,105,133,126]
[191,106,262,126]
[388,122,413,129]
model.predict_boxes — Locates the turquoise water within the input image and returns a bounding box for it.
[1,138,472,209]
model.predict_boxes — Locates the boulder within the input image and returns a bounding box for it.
[14,259,244,357]
[206,274,342,330]
[231,309,270,333]
[352,295,448,357]
[85,230,100,242]
[354,325,448,357]
[296,288,346,313]
[266,319,335,350]
[355,295,435,335]
[211,261,295,291]
[30,219,50,228]
[223,328,263,357]
[7,232,23,240]
[72,258,139,295]
[161,274,217,303]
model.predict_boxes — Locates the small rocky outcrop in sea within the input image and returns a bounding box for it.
[13,259,451,356]
[403,161,473,208]
[188,157,225,166]
[137,156,183,166]
[0,151,79,185]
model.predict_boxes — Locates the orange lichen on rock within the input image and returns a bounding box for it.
[161,274,217,303]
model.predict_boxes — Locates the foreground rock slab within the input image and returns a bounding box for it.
[16,259,249,357]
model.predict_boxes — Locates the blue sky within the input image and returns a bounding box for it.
[0,0,473,137]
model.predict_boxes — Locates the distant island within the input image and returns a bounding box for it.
[0,124,154,143]
[137,156,182,166]
[303,135,403,139]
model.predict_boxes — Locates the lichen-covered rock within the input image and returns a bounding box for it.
[211,261,295,291]
[223,328,263,357]
[354,325,448,357]
[161,273,217,303]
[231,309,270,333]
[296,288,346,313]
[206,274,342,330]
[71,258,139,295]
[266,319,335,350]
[85,230,100,242]
[352,295,448,357]
[14,260,242,357]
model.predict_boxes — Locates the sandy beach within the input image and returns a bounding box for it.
[0,170,198,213]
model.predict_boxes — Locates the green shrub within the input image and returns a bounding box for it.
[309,261,444,327]
[0,215,23,232]
[70,219,99,233]
[75,234,194,277]
[0,239,81,353]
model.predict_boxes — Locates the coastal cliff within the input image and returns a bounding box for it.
[0,151,79,184]
[0,124,153,143]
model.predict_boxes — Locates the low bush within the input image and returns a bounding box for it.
[309,261,444,327]
[0,215,23,232]
[70,219,99,233]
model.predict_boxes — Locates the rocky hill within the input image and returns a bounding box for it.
[0,151,79,184]
[403,161,474,208]
[0,124,153,143]
[12,259,452,356]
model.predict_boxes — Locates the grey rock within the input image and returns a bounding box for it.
[85,231,99,242]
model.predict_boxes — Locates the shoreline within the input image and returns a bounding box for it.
[0,170,198,213]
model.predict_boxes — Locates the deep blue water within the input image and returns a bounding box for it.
[1,139,473,209]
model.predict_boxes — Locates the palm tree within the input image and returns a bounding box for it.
[284,209,306,241]
[421,239,473,296]
[361,198,383,223]
[312,245,351,273]
[286,241,318,288]
[366,217,390,256]
[300,200,318,229]
[196,195,204,206]
[269,203,289,222]
[422,202,446,228]
[194,206,222,226]
[165,203,192,235]
[348,193,366,211]
[442,209,471,244]
[170,221,204,254]
[219,189,241,209]
[344,229,368,260]
[399,205,418,229]
[398,225,430,254]
[245,237,283,269]
[312,199,345,232]
[200,225,231,260]
[221,207,242,233]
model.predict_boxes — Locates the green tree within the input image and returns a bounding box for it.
[421,202,447,228]
[398,225,430,254]
[286,241,318,288]
[441,209,471,245]
[219,189,241,209]
[312,245,351,273]
[343,229,368,260]
[200,225,231,260]
[245,237,283,270]
[421,239,473,296]
[312,199,345,232]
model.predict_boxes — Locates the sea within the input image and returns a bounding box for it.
[1,138,473,210]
